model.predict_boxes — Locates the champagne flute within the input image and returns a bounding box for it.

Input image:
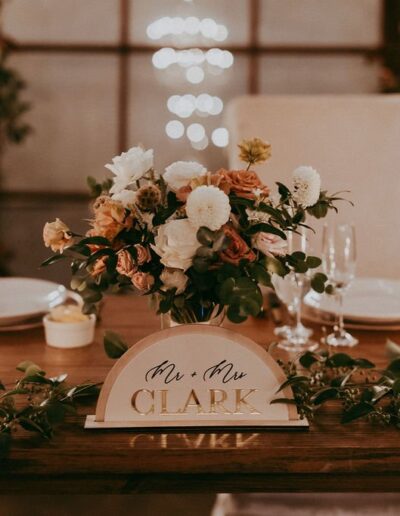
[322,223,358,347]
[273,230,317,352]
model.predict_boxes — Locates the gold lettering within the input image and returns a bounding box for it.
[209,389,232,414]
[236,433,260,448]
[131,389,155,416]
[234,389,260,414]
[209,433,230,448]
[178,389,205,414]
[129,434,155,448]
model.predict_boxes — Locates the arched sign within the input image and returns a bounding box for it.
[85,326,307,428]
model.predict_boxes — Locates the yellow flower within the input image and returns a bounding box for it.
[238,138,271,165]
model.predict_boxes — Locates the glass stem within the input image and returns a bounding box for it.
[336,290,344,336]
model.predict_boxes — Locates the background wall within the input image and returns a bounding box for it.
[0,0,387,281]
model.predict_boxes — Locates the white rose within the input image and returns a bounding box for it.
[151,219,199,270]
[163,161,206,192]
[105,146,154,194]
[110,189,137,207]
[160,268,188,294]
[252,232,287,257]
[292,166,321,208]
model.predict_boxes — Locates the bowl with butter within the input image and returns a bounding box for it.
[43,305,96,349]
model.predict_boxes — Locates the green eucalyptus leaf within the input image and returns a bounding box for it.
[265,256,287,277]
[353,358,375,369]
[79,236,111,247]
[196,246,216,259]
[16,360,41,373]
[305,256,322,269]
[40,254,66,267]
[311,387,338,405]
[45,401,68,424]
[326,353,355,368]
[226,305,247,324]
[270,398,297,405]
[246,223,286,240]
[192,256,210,273]
[392,379,400,395]
[104,330,128,359]
[277,375,309,393]
[291,251,306,261]
[196,227,215,246]
[18,417,51,438]
[239,297,261,317]
[299,352,319,369]
[341,402,374,424]
[218,277,235,304]
[387,358,400,377]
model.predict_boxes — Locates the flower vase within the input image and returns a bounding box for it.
[160,305,225,329]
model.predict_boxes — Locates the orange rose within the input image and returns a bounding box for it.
[219,226,256,265]
[176,171,232,202]
[223,169,269,200]
[90,197,133,241]
[135,244,151,265]
[131,271,154,293]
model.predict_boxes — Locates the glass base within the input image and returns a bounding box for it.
[277,339,319,353]
[274,323,313,339]
[326,331,359,347]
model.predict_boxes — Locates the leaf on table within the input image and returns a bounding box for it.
[104,330,129,359]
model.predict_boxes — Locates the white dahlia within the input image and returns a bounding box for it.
[292,166,321,208]
[163,161,206,192]
[186,185,231,231]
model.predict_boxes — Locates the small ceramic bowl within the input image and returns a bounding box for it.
[43,313,96,349]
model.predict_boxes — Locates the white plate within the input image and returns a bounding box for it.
[304,277,400,323]
[0,277,67,326]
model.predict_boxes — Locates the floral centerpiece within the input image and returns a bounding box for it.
[42,138,344,324]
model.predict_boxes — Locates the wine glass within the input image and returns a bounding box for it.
[321,223,358,347]
[273,231,317,352]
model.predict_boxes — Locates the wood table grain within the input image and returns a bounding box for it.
[1,295,399,494]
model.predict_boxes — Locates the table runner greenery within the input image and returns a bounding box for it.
[1,339,399,457]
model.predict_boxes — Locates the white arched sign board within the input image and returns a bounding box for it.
[85,326,307,429]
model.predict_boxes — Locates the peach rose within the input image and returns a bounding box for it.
[176,171,232,202]
[223,169,269,200]
[43,218,73,252]
[219,226,256,265]
[131,271,154,293]
[91,197,133,241]
[252,232,287,257]
[135,244,151,265]
[116,249,137,277]
[90,256,108,277]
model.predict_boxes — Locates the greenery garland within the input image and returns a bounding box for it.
[1,339,399,458]
[0,360,99,458]
[273,346,400,427]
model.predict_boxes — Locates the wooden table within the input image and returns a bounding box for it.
[1,295,400,494]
